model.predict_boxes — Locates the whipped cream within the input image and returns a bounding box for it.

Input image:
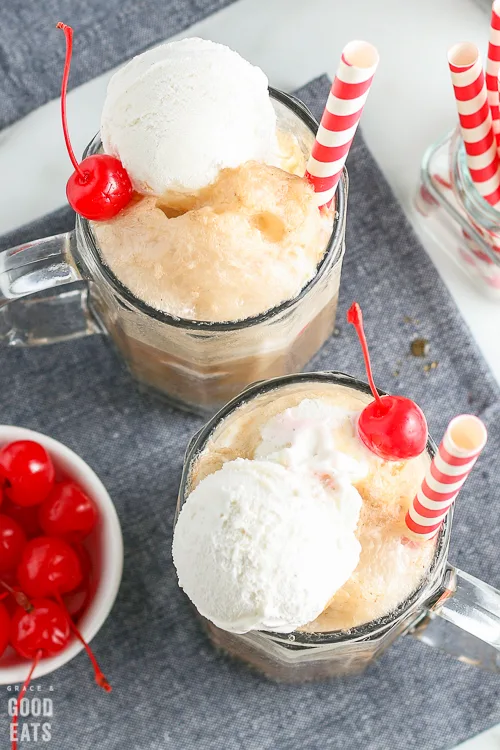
[255,398,369,482]
[173,458,361,634]
[101,37,277,194]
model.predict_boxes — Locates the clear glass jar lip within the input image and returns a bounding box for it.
[79,87,347,332]
[178,370,451,645]
[420,129,500,269]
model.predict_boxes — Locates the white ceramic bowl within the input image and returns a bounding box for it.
[0,426,123,684]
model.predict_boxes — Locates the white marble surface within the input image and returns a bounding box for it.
[457,726,500,750]
[1,2,499,746]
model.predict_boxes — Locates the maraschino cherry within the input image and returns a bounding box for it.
[10,598,69,660]
[17,537,82,597]
[17,536,110,692]
[55,590,111,692]
[39,480,98,541]
[10,599,70,750]
[347,302,428,460]
[0,441,55,507]
[57,23,132,220]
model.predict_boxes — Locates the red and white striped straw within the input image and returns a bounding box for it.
[405,414,487,541]
[448,42,500,208]
[305,40,379,208]
[486,1,500,149]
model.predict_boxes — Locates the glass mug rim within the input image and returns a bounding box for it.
[79,88,347,332]
[177,370,451,646]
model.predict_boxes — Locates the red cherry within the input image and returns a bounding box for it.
[357,396,428,460]
[0,440,55,507]
[57,23,132,221]
[15,537,109,690]
[39,480,98,541]
[48,541,108,688]
[10,598,69,660]
[10,599,70,750]
[2,498,42,538]
[347,302,428,460]
[66,154,133,221]
[10,599,69,748]
[17,537,82,598]
[0,602,10,657]
[53,589,111,693]
[0,515,27,572]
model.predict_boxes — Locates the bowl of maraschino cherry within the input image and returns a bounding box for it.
[0,426,122,696]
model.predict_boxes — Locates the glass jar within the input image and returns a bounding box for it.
[176,371,500,682]
[0,90,346,415]
[416,127,500,298]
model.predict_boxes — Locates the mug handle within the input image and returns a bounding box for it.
[0,231,100,346]
[412,564,500,672]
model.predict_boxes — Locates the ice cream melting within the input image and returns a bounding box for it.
[95,37,334,323]
[101,37,277,194]
[174,383,435,634]
[173,398,374,634]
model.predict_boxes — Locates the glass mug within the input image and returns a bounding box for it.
[0,90,347,415]
[176,371,500,683]
[416,127,500,300]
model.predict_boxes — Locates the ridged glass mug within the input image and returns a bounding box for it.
[0,90,346,415]
[176,371,500,682]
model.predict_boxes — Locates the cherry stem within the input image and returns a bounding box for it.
[11,649,42,750]
[347,302,384,408]
[55,593,111,693]
[0,580,32,612]
[56,23,85,179]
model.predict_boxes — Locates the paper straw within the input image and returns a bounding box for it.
[305,40,379,208]
[487,1,500,149]
[448,42,500,208]
[405,415,487,541]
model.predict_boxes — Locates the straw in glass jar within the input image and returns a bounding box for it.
[486,0,500,150]
[448,42,500,209]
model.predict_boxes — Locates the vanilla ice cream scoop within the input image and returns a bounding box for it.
[172,458,362,634]
[101,37,277,194]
